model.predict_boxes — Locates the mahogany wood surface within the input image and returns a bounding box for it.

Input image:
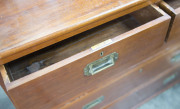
[5,6,163,81]
[169,8,180,40]
[0,6,170,109]
[159,0,180,41]
[61,35,180,109]
[0,74,6,92]
[107,66,180,109]
[0,0,161,65]
[133,79,180,109]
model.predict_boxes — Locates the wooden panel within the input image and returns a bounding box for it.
[5,6,163,81]
[107,66,180,109]
[59,36,180,109]
[133,80,180,109]
[0,74,6,92]
[169,8,180,40]
[0,0,161,64]
[4,14,170,109]
[107,36,180,109]
[159,0,180,41]
[69,67,180,109]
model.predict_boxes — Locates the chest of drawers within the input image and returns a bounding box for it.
[1,0,180,109]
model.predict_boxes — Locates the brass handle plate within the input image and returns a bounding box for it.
[84,52,118,76]
[83,96,104,109]
[163,74,177,85]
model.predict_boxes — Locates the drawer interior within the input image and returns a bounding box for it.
[4,6,164,81]
[164,0,180,9]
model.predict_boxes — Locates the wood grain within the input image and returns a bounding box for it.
[159,0,180,41]
[169,8,180,40]
[5,6,163,81]
[2,7,170,109]
[106,57,180,109]
[0,73,6,92]
[60,33,180,109]
[66,53,180,109]
[0,0,161,64]
[133,79,180,109]
[108,74,180,109]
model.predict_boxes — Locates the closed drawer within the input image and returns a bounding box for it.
[159,0,180,41]
[0,5,170,109]
[60,40,180,109]
[108,68,180,109]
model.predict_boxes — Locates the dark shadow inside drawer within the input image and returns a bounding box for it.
[5,6,163,81]
[164,0,180,9]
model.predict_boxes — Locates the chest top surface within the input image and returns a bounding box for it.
[0,0,160,64]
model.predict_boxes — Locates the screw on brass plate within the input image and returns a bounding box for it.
[100,51,104,56]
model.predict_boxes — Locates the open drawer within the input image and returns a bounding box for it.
[0,5,170,109]
[159,0,180,41]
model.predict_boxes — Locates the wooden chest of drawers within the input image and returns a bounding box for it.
[0,5,171,109]
[0,0,180,109]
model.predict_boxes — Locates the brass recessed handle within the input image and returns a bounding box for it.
[84,52,118,76]
[163,74,176,85]
[83,96,104,109]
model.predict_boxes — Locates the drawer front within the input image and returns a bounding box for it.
[107,68,180,109]
[3,6,170,109]
[59,45,180,109]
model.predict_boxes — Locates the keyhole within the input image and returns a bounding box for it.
[100,52,104,56]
